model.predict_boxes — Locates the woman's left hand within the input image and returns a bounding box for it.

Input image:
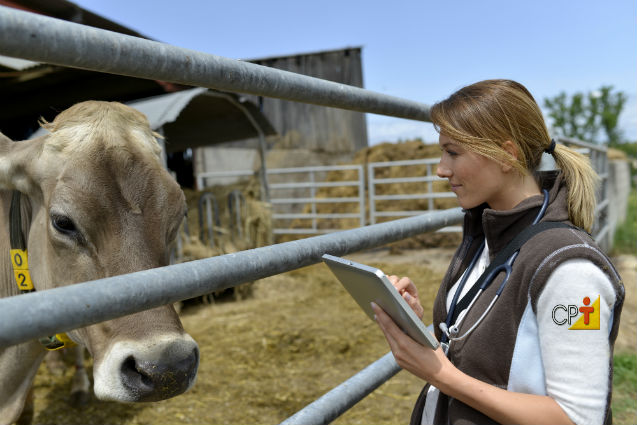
[371,301,454,388]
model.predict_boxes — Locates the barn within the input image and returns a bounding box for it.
[193,47,369,189]
[0,0,369,198]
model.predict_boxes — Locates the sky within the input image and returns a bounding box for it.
[72,0,637,145]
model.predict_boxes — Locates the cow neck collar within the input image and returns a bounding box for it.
[9,190,75,351]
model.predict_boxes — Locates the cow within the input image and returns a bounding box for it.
[0,101,199,424]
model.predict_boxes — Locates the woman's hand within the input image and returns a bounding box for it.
[371,301,453,387]
[371,302,575,425]
[387,275,424,319]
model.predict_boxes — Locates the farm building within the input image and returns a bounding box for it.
[193,47,369,189]
[0,0,177,140]
[0,0,369,194]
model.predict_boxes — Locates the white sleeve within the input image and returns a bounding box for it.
[536,259,616,425]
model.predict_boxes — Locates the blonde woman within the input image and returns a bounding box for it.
[372,79,624,425]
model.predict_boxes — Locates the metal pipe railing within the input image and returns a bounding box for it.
[280,352,401,425]
[0,208,463,348]
[0,6,431,122]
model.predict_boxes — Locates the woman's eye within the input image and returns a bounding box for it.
[51,214,78,236]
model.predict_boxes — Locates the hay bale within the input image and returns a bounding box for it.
[280,139,461,248]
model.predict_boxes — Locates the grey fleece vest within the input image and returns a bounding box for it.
[410,171,625,425]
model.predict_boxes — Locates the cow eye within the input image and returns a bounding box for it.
[51,214,78,236]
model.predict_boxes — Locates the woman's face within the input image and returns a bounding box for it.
[436,134,512,210]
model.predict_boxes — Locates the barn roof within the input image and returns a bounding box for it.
[30,87,277,153]
[128,88,277,153]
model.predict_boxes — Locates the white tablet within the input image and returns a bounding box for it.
[322,254,439,349]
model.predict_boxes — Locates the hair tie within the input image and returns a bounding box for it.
[544,139,556,155]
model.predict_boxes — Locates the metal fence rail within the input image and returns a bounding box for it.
[280,352,401,425]
[556,137,610,250]
[0,6,431,122]
[196,165,367,235]
[368,158,460,232]
[0,209,463,348]
[267,165,365,234]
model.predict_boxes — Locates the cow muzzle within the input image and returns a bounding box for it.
[93,334,199,402]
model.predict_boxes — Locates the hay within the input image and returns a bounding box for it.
[182,177,272,254]
[29,255,447,425]
[607,147,628,160]
[176,180,272,304]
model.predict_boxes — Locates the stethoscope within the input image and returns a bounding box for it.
[438,189,550,351]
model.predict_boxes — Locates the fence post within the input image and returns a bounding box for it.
[368,163,376,225]
[358,165,365,227]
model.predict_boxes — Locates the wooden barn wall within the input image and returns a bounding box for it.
[194,48,369,187]
[248,47,368,154]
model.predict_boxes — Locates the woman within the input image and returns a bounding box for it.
[371,79,624,425]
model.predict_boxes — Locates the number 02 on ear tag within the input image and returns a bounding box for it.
[10,249,34,291]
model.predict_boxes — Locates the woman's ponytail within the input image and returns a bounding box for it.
[550,143,599,233]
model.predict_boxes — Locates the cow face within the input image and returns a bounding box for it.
[0,101,198,402]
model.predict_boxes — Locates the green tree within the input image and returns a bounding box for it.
[543,86,626,146]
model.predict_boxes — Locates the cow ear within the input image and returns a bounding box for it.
[0,132,44,195]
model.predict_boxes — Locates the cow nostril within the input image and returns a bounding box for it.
[119,347,198,402]
[120,355,153,392]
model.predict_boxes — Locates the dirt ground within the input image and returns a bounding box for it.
[28,249,636,425]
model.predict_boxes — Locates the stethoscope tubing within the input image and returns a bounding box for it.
[440,189,550,345]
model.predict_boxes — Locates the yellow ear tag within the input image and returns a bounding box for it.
[39,333,76,351]
[10,249,34,291]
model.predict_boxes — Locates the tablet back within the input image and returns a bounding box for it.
[322,254,438,349]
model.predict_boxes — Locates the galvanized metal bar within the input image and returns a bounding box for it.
[269,181,360,189]
[272,228,326,235]
[368,163,377,225]
[0,208,463,347]
[279,351,401,425]
[374,193,456,201]
[556,137,607,153]
[274,213,362,220]
[427,164,434,211]
[198,170,255,179]
[369,158,441,167]
[373,176,442,184]
[358,167,366,227]
[271,197,361,204]
[267,165,364,174]
[0,6,431,121]
[375,210,431,217]
[310,171,318,233]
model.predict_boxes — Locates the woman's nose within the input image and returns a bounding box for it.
[437,162,451,178]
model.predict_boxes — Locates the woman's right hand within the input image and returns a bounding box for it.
[387,275,424,319]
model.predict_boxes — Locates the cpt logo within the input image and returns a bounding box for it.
[552,296,600,330]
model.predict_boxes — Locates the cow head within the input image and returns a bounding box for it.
[0,101,198,402]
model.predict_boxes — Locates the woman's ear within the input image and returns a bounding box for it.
[500,140,519,172]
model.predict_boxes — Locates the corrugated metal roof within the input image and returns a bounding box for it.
[30,88,277,152]
[128,87,209,130]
